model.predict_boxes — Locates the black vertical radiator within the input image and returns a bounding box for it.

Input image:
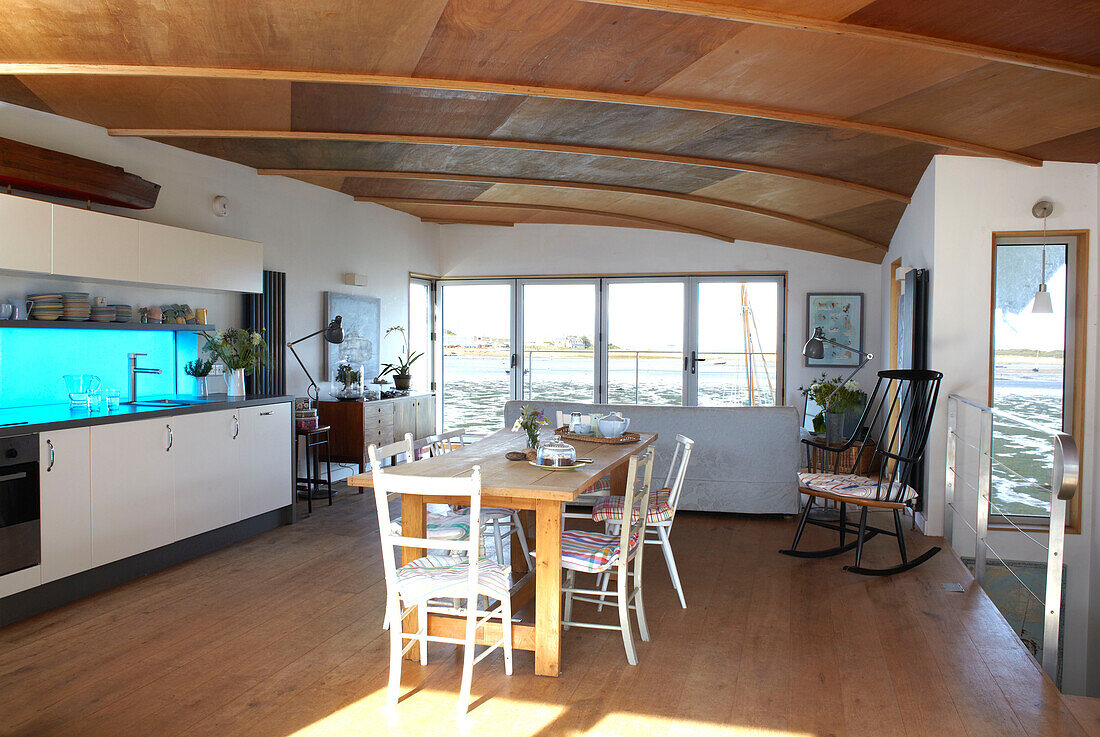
[244,270,287,396]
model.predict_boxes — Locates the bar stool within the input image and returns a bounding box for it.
[296,425,333,514]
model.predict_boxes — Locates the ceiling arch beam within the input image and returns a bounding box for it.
[576,0,1100,79]
[354,196,880,260]
[256,168,887,250]
[3,63,1042,166]
[108,128,911,202]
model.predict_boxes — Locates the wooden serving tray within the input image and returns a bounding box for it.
[555,426,641,444]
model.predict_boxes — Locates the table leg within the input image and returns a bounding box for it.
[535,498,562,677]
[608,457,630,496]
[401,493,427,662]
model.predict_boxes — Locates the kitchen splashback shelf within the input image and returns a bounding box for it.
[0,322,214,332]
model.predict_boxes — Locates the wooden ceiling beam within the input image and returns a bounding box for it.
[359,196,739,242]
[109,128,911,202]
[421,219,515,227]
[357,196,878,260]
[576,0,1100,80]
[257,167,887,249]
[3,63,1042,166]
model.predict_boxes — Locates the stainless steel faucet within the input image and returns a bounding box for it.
[128,353,162,404]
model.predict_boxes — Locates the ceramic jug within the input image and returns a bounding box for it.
[9,299,31,320]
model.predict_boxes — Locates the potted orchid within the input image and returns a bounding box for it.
[201,328,270,398]
[376,325,423,391]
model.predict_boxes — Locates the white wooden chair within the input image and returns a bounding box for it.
[371,461,512,721]
[593,434,694,608]
[371,435,472,631]
[557,447,654,665]
[432,429,533,569]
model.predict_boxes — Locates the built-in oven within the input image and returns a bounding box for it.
[0,434,40,577]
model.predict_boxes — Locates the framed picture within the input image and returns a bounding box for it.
[805,293,863,367]
[324,291,381,382]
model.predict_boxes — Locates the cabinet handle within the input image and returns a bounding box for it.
[260,410,274,416]
[233,415,240,439]
[166,424,173,452]
[46,439,55,472]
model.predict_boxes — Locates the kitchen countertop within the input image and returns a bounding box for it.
[0,393,294,438]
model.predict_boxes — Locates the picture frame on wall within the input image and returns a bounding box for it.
[324,291,381,382]
[805,292,864,367]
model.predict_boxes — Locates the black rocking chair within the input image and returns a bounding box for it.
[781,368,943,575]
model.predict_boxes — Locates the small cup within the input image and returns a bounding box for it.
[87,391,103,412]
[106,388,121,410]
[93,296,107,307]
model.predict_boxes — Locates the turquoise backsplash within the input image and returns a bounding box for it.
[0,327,203,408]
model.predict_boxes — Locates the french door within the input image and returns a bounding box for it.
[438,275,785,434]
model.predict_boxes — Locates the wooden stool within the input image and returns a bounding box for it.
[296,426,333,514]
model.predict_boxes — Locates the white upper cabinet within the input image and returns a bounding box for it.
[52,204,141,281]
[138,220,262,293]
[0,193,262,292]
[0,195,52,274]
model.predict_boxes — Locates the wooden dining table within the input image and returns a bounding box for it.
[347,428,657,677]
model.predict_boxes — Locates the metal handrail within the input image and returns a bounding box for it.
[944,394,1077,685]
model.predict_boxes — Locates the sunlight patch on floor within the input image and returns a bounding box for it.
[286,688,567,736]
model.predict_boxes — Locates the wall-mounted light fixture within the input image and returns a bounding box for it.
[212,195,229,217]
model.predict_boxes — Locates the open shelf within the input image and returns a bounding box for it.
[0,321,214,332]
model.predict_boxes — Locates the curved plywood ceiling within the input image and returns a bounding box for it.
[0,0,1096,263]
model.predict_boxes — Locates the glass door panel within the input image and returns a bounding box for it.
[990,239,1071,519]
[606,281,685,405]
[440,282,515,436]
[408,279,433,394]
[520,282,597,402]
[693,279,780,406]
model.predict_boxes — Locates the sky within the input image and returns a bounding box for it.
[995,263,1068,352]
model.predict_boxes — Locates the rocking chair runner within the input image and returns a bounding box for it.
[781,369,943,575]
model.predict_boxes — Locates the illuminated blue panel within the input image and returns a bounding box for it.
[0,327,179,408]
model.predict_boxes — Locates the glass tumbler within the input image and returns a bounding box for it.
[106,388,121,410]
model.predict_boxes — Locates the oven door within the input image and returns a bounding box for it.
[0,458,41,577]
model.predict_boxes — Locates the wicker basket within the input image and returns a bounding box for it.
[554,427,641,445]
[807,439,878,476]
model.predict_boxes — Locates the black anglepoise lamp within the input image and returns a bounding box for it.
[288,316,345,401]
[802,326,875,409]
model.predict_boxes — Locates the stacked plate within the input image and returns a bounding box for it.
[90,305,116,322]
[27,293,62,321]
[61,292,91,321]
[110,304,133,323]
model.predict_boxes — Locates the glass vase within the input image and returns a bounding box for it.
[226,368,246,398]
[195,375,210,398]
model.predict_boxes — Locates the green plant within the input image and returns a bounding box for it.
[200,328,270,375]
[335,362,362,389]
[184,358,214,377]
[376,325,424,379]
[800,372,866,415]
[511,406,552,449]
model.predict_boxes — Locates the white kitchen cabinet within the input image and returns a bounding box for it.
[172,409,240,540]
[39,427,92,583]
[239,403,292,519]
[52,204,140,281]
[90,417,174,567]
[0,194,52,274]
[137,220,262,293]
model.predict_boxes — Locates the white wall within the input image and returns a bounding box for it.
[0,102,440,399]
[881,155,1099,696]
[439,224,884,407]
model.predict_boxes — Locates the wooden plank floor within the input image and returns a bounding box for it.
[0,487,1092,737]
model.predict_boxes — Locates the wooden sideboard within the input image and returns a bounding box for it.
[316,394,436,472]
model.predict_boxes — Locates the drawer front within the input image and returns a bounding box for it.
[365,426,394,447]
[366,415,395,431]
[365,402,395,417]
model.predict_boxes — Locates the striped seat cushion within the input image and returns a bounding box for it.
[591,488,673,523]
[548,529,640,573]
[798,472,916,503]
[390,513,471,540]
[579,475,611,497]
[396,555,511,602]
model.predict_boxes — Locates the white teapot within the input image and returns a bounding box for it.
[596,411,630,438]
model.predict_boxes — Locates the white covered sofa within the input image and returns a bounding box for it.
[503,401,800,514]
